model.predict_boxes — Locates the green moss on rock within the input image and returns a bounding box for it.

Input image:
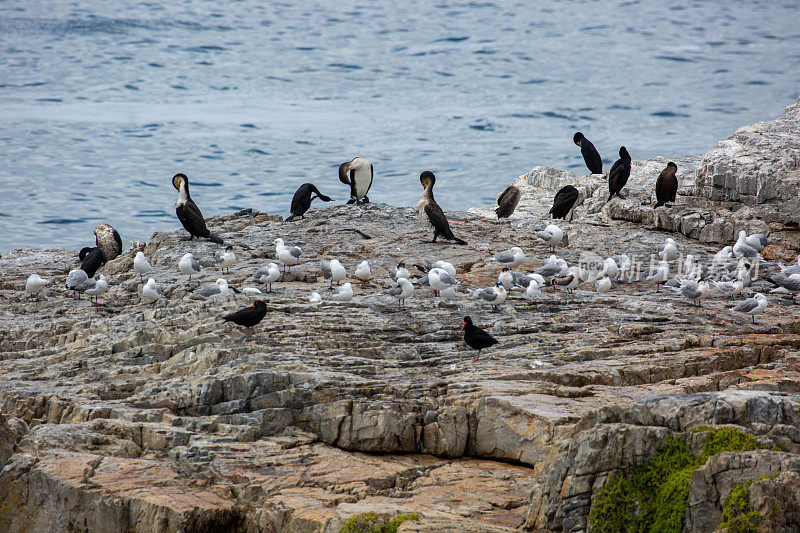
[339,511,422,533]
[588,427,766,532]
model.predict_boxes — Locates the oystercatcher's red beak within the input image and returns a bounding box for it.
[461,322,466,330]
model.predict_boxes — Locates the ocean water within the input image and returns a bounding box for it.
[1,0,799,253]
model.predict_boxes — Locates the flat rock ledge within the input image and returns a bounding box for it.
[2,97,800,532]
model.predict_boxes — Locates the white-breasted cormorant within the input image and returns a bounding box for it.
[338,157,373,204]
[172,173,224,244]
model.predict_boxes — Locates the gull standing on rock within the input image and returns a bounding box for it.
[133,251,153,281]
[428,267,458,297]
[536,225,564,253]
[420,258,457,278]
[525,279,543,299]
[492,247,526,268]
[172,173,224,243]
[142,278,163,305]
[712,279,744,299]
[308,291,322,304]
[553,267,580,294]
[195,278,229,298]
[733,231,759,259]
[647,260,670,291]
[417,171,467,245]
[746,233,769,252]
[179,253,201,280]
[472,282,507,310]
[320,259,346,286]
[534,256,568,281]
[602,257,619,280]
[66,269,95,299]
[672,279,709,307]
[215,245,235,275]
[354,261,372,285]
[332,282,354,302]
[26,274,50,298]
[85,274,108,306]
[596,276,612,293]
[390,262,411,281]
[254,263,280,292]
[387,277,414,307]
[274,238,302,274]
[498,268,514,290]
[731,293,768,324]
[658,238,678,262]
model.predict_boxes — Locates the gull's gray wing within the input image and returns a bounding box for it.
[195,284,220,297]
[289,246,302,259]
[493,250,514,263]
[319,260,332,279]
[732,298,758,313]
[512,272,532,288]
[254,266,269,281]
[438,272,458,286]
[387,283,403,296]
[536,230,553,242]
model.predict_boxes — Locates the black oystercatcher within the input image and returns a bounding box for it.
[223,300,268,337]
[462,316,499,362]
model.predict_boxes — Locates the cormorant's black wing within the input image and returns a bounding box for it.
[176,199,210,237]
[80,247,105,277]
[425,202,455,239]
[495,186,521,218]
[608,159,626,199]
[582,140,603,174]
[549,185,579,219]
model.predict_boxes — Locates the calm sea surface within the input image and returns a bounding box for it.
[1,0,799,252]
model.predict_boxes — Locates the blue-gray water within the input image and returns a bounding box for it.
[1,1,799,253]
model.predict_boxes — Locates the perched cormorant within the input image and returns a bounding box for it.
[171,173,224,244]
[94,223,122,262]
[607,146,632,201]
[573,132,603,175]
[79,246,105,277]
[462,316,499,362]
[338,157,373,204]
[285,183,332,222]
[495,185,521,219]
[654,162,678,207]
[223,300,268,338]
[549,185,580,220]
[417,171,467,245]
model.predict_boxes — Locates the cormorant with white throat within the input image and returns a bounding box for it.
[172,173,224,243]
[338,157,373,204]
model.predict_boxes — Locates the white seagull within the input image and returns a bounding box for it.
[553,266,580,294]
[133,251,153,281]
[472,282,508,310]
[308,291,322,304]
[525,279,542,300]
[657,238,678,262]
[142,278,163,305]
[733,231,759,259]
[387,277,414,307]
[179,253,201,280]
[646,260,670,291]
[85,274,108,306]
[491,247,526,268]
[731,293,768,324]
[26,274,50,298]
[536,225,564,252]
[745,233,769,252]
[596,276,612,293]
[195,278,229,298]
[274,238,302,273]
[320,259,346,286]
[65,269,95,299]
[354,260,372,284]
[672,279,709,307]
[498,268,514,290]
[214,245,236,274]
[253,263,281,292]
[332,282,354,302]
[428,267,458,297]
[390,262,411,281]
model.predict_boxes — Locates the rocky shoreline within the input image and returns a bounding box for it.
[1,97,800,532]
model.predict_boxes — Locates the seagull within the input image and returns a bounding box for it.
[354,261,372,285]
[195,278,229,298]
[534,255,568,280]
[768,272,800,295]
[222,300,268,338]
[65,269,95,299]
[390,262,411,281]
[778,255,800,277]
[420,258,457,277]
[179,253,201,280]
[553,267,580,294]
[25,274,50,298]
[745,233,769,252]
[440,286,457,299]
[320,259,346,286]
[215,245,236,274]
[672,279,709,306]
[428,267,458,297]
[133,251,153,281]
[712,279,744,299]
[472,282,507,310]
[491,247,526,268]
[253,263,280,292]
[241,287,262,295]
[596,276,612,293]
[498,268,514,290]
[510,270,542,290]
[308,291,322,304]
[142,278,163,305]
[85,274,108,306]
[657,238,678,262]
[646,260,670,291]
[387,277,414,307]
[713,246,734,268]
[274,238,302,274]
[525,279,542,299]
[733,231,759,259]
[731,293,768,324]
[612,254,633,282]
[602,257,619,280]
[536,225,564,252]
[332,282,353,302]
